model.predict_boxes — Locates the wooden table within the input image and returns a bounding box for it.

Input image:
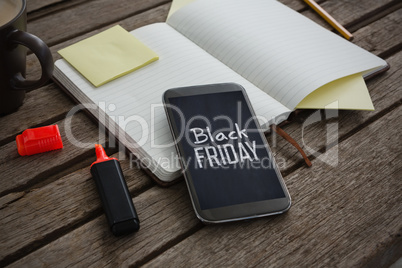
[1,0,401,267]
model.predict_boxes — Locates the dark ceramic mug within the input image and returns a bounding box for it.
[0,0,53,115]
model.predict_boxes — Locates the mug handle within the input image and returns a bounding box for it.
[7,30,53,90]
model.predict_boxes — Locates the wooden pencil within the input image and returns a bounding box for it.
[304,0,353,40]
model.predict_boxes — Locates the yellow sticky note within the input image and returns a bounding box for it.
[296,73,374,110]
[58,25,158,87]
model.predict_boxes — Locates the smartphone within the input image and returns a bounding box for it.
[163,83,291,223]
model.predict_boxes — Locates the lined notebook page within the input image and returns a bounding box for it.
[167,0,387,109]
[55,23,290,177]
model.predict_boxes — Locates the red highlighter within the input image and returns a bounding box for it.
[90,144,140,236]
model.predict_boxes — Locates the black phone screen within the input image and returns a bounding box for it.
[166,86,286,211]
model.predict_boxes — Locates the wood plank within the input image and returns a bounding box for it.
[0,152,152,266]
[24,3,169,82]
[2,1,400,267]
[0,5,172,194]
[13,4,401,188]
[7,182,201,268]
[0,5,172,190]
[24,3,398,95]
[269,9,402,173]
[142,106,402,267]
[319,0,400,27]
[28,0,310,41]
[27,0,64,13]
[0,84,74,146]
[0,5,172,195]
[278,0,313,11]
[27,0,169,46]
[8,98,402,267]
[22,2,397,130]
[5,53,400,265]
[20,6,400,168]
[27,0,90,19]
[21,0,339,79]
[11,0,399,205]
[23,1,397,81]
[0,112,106,197]
[24,0,319,18]
[353,8,402,56]
[0,192,24,210]
[282,49,402,165]
[301,0,397,32]
[3,4,170,145]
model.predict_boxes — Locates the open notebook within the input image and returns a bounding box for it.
[53,0,388,184]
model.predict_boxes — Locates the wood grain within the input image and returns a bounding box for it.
[0,152,152,266]
[1,1,401,267]
[7,182,201,268]
[318,0,399,26]
[267,8,402,173]
[143,106,402,268]
[0,84,74,146]
[278,0,313,11]
[0,112,106,197]
[25,3,170,82]
[301,0,397,31]
[23,1,307,80]
[23,0,392,81]
[27,0,64,13]
[27,0,90,20]
[27,0,170,46]
[6,53,402,262]
[353,8,402,56]
[20,4,401,174]
[2,4,171,145]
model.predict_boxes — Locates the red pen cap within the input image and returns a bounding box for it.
[16,125,63,156]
